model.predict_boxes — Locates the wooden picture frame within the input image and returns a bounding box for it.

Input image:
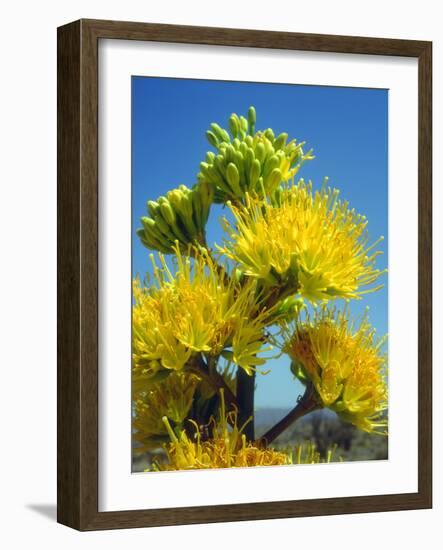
[57,18,432,530]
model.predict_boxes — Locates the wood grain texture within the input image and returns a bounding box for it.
[82,18,429,56]
[57,20,81,528]
[417,41,432,506]
[57,19,432,531]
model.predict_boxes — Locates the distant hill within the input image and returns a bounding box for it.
[254,407,291,428]
[254,406,387,462]
[254,407,336,436]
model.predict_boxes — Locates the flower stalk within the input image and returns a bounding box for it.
[259,384,321,446]
[236,368,256,441]
[187,354,238,414]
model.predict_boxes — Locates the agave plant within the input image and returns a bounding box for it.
[133,107,387,470]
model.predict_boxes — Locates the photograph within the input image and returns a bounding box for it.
[131,77,389,473]
[2,0,435,540]
[53,12,432,534]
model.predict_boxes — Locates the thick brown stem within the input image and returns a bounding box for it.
[259,384,321,446]
[188,355,238,412]
[236,368,255,441]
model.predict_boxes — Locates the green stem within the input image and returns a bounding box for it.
[236,367,255,441]
[258,384,321,446]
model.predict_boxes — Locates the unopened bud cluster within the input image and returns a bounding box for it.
[198,106,313,202]
[136,182,213,254]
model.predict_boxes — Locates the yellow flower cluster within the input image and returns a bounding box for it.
[288,441,339,465]
[132,246,273,386]
[152,392,338,470]
[133,372,199,452]
[220,180,386,303]
[156,426,288,470]
[285,307,388,434]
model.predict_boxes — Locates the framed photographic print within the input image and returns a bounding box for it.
[57,19,432,530]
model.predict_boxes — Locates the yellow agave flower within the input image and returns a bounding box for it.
[287,441,340,465]
[154,391,289,470]
[284,307,388,434]
[152,391,339,470]
[132,246,272,384]
[133,372,199,452]
[156,421,289,470]
[220,180,386,303]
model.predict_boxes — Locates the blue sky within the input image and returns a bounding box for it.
[132,77,388,409]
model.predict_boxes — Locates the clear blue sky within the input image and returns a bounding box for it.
[132,76,388,409]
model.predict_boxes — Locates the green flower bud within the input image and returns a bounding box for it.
[264,128,275,142]
[263,154,280,178]
[232,152,245,187]
[166,189,184,215]
[206,151,216,164]
[249,159,261,189]
[255,142,266,163]
[245,135,253,147]
[275,150,286,163]
[211,123,230,143]
[141,217,173,251]
[274,132,288,150]
[199,165,217,186]
[263,136,274,156]
[153,212,175,239]
[191,186,203,230]
[179,184,190,194]
[229,114,239,138]
[215,154,226,174]
[224,144,235,164]
[210,164,231,195]
[141,216,156,231]
[245,147,255,164]
[248,106,256,126]
[136,227,147,243]
[226,162,241,195]
[147,200,159,218]
[178,195,197,237]
[244,147,255,174]
[159,201,176,225]
[248,106,256,135]
[286,139,297,153]
[266,168,282,192]
[240,141,249,158]
[137,226,169,253]
[206,130,219,148]
[239,116,248,134]
[157,196,169,208]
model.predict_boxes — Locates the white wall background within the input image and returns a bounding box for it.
[0,0,441,548]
